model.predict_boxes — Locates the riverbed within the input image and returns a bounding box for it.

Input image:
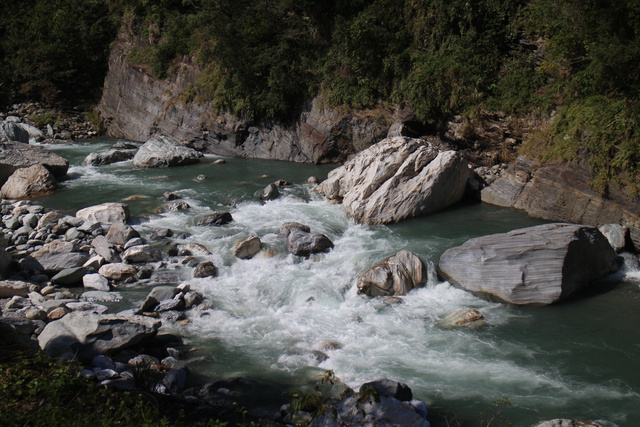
[35,139,640,426]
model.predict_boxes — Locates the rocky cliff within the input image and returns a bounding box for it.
[481,157,640,248]
[97,35,392,164]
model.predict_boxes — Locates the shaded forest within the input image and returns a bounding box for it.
[1,0,639,191]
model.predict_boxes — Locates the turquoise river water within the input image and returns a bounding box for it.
[33,140,640,426]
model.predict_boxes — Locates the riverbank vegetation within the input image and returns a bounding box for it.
[1,0,639,190]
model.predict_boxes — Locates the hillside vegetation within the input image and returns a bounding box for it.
[1,0,639,193]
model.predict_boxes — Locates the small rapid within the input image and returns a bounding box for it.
[35,140,640,426]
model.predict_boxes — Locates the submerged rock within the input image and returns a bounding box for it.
[357,250,427,297]
[316,136,473,225]
[197,212,233,226]
[440,309,486,329]
[82,148,135,166]
[437,223,619,305]
[233,236,261,259]
[287,230,334,257]
[132,135,202,168]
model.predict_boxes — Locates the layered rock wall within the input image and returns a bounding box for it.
[481,157,640,248]
[97,36,390,164]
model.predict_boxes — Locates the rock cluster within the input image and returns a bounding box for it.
[0,199,209,398]
[1,102,99,142]
[316,136,473,225]
[280,378,430,426]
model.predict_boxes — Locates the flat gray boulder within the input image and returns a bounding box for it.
[25,240,89,273]
[437,223,619,305]
[316,136,472,224]
[357,250,427,297]
[38,311,161,361]
[0,141,69,185]
[132,135,202,168]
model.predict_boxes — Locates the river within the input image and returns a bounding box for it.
[34,139,640,426]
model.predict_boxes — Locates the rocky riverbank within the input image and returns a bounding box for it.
[0,196,433,426]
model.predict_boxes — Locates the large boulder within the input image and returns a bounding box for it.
[357,250,427,297]
[316,136,473,224]
[82,148,136,166]
[132,135,202,168]
[437,223,619,305]
[1,164,57,199]
[37,311,161,361]
[76,202,130,226]
[0,141,69,185]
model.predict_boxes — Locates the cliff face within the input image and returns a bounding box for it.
[481,157,640,248]
[97,37,391,164]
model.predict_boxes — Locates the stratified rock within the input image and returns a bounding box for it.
[76,202,130,226]
[233,236,261,259]
[82,149,136,166]
[98,263,137,281]
[193,261,217,278]
[440,309,486,329]
[481,156,640,250]
[197,212,233,226]
[38,311,161,361]
[132,135,202,168]
[437,223,619,305]
[357,250,427,297]
[0,280,31,298]
[316,136,473,224]
[287,230,334,257]
[122,245,162,263]
[279,222,310,237]
[0,141,69,184]
[1,164,57,199]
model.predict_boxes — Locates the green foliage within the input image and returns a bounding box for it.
[0,0,119,105]
[480,397,512,427]
[527,96,640,196]
[0,350,160,426]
